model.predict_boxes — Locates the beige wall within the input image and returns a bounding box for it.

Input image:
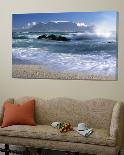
[0,0,124,102]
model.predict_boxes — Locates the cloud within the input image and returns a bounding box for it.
[51,21,70,23]
[32,22,37,26]
[26,22,37,28]
[27,22,31,27]
[77,22,87,27]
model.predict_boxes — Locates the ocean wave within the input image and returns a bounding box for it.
[64,32,116,41]
[12,47,116,76]
[13,35,29,39]
[13,34,38,40]
[12,36,117,55]
[13,32,116,41]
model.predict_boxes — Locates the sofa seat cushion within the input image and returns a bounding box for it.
[0,125,116,147]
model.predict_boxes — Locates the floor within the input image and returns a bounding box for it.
[0,144,91,155]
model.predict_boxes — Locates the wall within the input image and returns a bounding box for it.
[0,0,124,152]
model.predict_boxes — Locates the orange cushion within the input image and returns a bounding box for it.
[0,98,14,126]
[1,99,36,128]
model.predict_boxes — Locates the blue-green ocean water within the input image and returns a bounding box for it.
[12,32,117,77]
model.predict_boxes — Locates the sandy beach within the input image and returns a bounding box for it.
[12,64,115,80]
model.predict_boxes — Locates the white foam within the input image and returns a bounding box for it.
[12,47,116,77]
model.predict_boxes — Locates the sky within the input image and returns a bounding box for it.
[13,11,117,31]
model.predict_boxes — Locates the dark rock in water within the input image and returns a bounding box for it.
[107,41,113,44]
[48,34,56,40]
[37,34,47,39]
[57,35,70,41]
[37,34,70,41]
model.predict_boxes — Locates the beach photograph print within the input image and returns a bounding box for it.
[12,11,118,80]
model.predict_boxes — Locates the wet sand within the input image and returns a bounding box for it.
[12,64,115,80]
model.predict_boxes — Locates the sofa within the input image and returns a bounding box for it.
[0,97,123,155]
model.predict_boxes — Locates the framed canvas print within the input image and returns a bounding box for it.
[12,11,118,80]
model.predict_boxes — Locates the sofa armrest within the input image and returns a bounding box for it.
[110,102,124,148]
